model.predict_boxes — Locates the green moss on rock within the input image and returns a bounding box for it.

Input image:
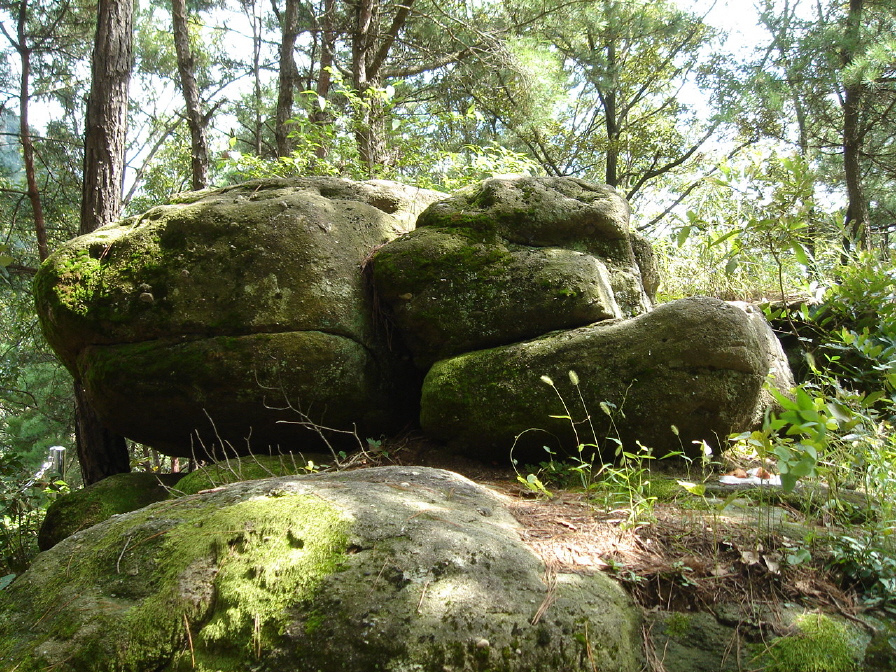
[0,488,350,671]
[32,178,439,457]
[372,227,628,366]
[38,472,184,551]
[76,330,408,458]
[0,467,644,672]
[762,613,861,672]
[420,297,789,463]
[173,455,331,496]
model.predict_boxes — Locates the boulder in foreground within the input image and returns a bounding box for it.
[0,467,643,672]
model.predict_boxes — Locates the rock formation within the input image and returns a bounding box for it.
[372,177,792,461]
[34,175,792,462]
[2,467,644,672]
[372,177,655,367]
[420,296,793,463]
[34,178,445,457]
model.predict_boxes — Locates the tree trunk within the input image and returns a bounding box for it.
[349,0,414,175]
[171,0,210,189]
[81,0,132,235]
[242,0,265,155]
[311,0,335,160]
[7,0,49,261]
[275,0,301,157]
[842,0,870,253]
[74,384,130,483]
[602,39,619,188]
[77,0,134,485]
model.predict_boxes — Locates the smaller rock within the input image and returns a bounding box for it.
[38,471,184,551]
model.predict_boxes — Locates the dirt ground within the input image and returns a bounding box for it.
[366,435,875,632]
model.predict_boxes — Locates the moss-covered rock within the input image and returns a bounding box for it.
[37,472,184,551]
[646,607,882,672]
[646,609,762,671]
[373,228,628,367]
[761,612,863,672]
[172,454,330,496]
[34,178,444,456]
[0,467,643,672]
[372,176,654,367]
[420,297,793,462]
[77,330,399,457]
[415,177,634,263]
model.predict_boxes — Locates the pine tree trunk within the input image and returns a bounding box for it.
[311,0,336,162]
[842,0,870,253]
[171,0,209,189]
[76,0,134,485]
[74,384,130,483]
[275,0,301,157]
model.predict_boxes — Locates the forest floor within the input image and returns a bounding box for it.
[364,435,878,632]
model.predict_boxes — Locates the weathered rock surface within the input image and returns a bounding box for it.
[34,178,444,456]
[37,472,184,551]
[420,297,794,462]
[372,176,654,367]
[33,175,792,464]
[0,467,643,672]
[646,605,893,672]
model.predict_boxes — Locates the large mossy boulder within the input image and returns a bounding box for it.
[34,178,444,457]
[420,297,794,462]
[0,467,644,672]
[37,472,184,551]
[372,177,655,367]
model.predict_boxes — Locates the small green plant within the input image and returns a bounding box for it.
[829,531,896,613]
[512,371,660,528]
[663,612,691,638]
[596,441,659,529]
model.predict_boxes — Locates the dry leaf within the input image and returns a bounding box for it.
[755,467,773,480]
[740,550,760,565]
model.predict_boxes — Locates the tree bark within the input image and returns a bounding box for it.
[74,384,130,483]
[350,0,414,175]
[2,0,49,261]
[842,0,870,252]
[311,0,335,160]
[241,0,265,155]
[602,38,619,188]
[171,0,210,189]
[275,0,301,157]
[81,0,132,236]
[77,0,133,485]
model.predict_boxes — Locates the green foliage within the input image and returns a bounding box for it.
[0,451,67,576]
[829,531,896,613]
[795,254,896,396]
[217,73,544,192]
[659,150,841,302]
